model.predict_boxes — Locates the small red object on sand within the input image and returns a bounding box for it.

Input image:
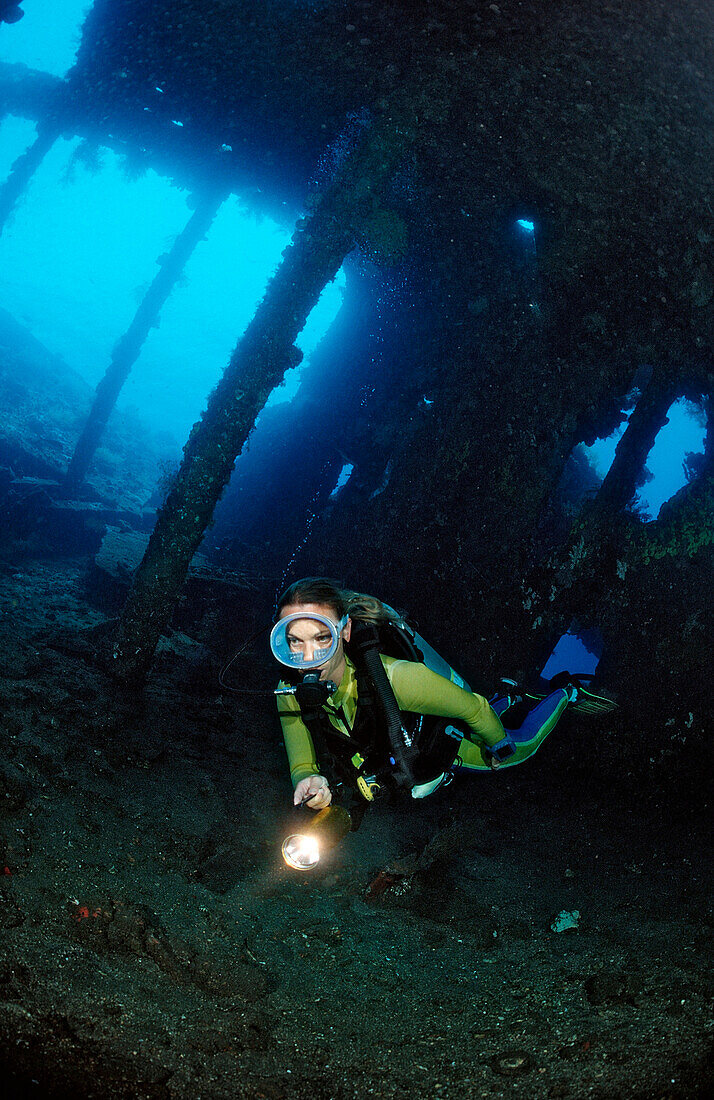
[364,870,399,899]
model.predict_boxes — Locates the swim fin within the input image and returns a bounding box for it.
[526,673,618,716]
[562,687,618,716]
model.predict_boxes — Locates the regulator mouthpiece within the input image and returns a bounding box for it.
[270,612,349,670]
[281,806,352,872]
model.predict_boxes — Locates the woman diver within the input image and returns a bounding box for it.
[271,577,611,813]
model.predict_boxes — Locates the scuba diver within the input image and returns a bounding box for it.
[271,577,614,815]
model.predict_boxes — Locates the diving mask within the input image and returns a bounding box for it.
[270,612,349,670]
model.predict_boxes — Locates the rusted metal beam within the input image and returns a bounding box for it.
[110,89,428,680]
[62,187,226,494]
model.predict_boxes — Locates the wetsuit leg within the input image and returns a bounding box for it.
[455,689,570,773]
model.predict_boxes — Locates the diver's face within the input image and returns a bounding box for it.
[279,602,351,684]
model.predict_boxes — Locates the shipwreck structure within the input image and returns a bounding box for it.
[0,0,711,746]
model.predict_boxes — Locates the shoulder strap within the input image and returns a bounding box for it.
[346,621,419,789]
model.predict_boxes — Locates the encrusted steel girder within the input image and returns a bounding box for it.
[110,87,432,680]
[62,187,226,494]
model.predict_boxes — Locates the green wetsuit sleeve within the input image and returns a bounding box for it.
[385,658,506,747]
[277,693,320,788]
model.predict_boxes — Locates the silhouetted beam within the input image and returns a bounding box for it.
[0,121,58,237]
[110,91,424,680]
[0,63,302,225]
[594,376,675,515]
[0,4,25,27]
[0,61,62,117]
[207,263,384,571]
[63,188,226,494]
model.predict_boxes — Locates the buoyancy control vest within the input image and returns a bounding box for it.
[296,616,471,801]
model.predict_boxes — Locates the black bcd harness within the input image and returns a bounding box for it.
[295,618,465,806]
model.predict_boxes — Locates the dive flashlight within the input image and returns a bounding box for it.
[281,805,352,871]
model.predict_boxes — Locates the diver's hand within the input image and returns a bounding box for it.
[294,775,332,809]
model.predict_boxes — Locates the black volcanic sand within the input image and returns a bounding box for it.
[0,560,712,1099]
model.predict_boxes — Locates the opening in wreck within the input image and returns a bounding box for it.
[328,462,355,499]
[560,392,708,522]
[633,396,708,519]
[540,623,603,682]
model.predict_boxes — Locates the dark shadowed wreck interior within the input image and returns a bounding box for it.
[0,1,712,1097]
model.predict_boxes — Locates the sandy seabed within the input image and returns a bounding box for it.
[0,560,712,1099]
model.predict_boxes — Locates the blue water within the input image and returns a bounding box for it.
[329,463,355,498]
[0,0,92,76]
[1,3,346,446]
[540,628,602,681]
[636,398,706,518]
[0,113,344,443]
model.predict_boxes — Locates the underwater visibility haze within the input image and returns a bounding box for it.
[0,1,712,1097]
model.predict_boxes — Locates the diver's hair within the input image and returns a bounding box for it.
[277,577,400,625]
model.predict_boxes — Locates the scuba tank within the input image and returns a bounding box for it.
[377,613,470,690]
